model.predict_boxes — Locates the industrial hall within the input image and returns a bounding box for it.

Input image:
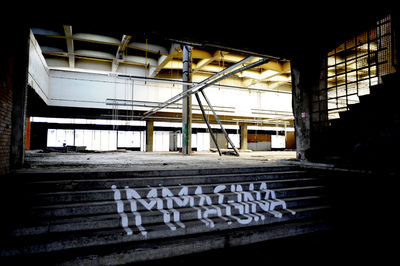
[0,6,398,265]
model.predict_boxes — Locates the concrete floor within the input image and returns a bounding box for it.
[22,150,296,172]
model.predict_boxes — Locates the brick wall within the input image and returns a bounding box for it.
[0,56,13,175]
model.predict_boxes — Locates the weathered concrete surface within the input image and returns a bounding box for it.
[22,150,296,172]
[239,123,248,150]
[290,53,324,161]
[9,26,30,170]
[145,121,154,152]
[1,149,337,266]
[1,162,331,265]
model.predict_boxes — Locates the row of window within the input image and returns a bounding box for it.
[312,14,395,123]
[46,129,287,151]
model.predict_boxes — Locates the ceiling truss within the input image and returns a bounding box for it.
[30,24,294,127]
[33,25,291,87]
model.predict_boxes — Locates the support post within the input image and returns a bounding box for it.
[239,123,248,151]
[199,89,240,156]
[194,93,221,156]
[291,53,324,161]
[10,26,30,170]
[146,120,154,152]
[182,45,192,155]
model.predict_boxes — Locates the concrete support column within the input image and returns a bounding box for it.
[10,26,30,170]
[291,53,324,161]
[146,120,154,152]
[239,123,248,150]
[182,45,192,155]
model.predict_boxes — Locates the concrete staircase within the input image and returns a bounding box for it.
[316,73,400,171]
[0,165,332,265]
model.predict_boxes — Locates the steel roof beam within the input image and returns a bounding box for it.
[112,35,132,72]
[149,43,181,77]
[142,56,270,119]
[141,56,254,118]
[63,25,75,68]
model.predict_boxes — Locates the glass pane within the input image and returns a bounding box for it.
[327,87,337,99]
[328,110,340,120]
[336,43,345,54]
[346,47,356,61]
[327,66,336,77]
[369,28,377,41]
[356,43,369,57]
[337,97,347,108]
[328,55,336,66]
[337,74,346,86]
[379,21,391,36]
[328,99,337,110]
[369,52,377,65]
[356,32,368,45]
[379,15,390,24]
[327,77,336,88]
[358,80,370,95]
[347,82,357,95]
[335,52,345,64]
[347,59,356,70]
[348,94,360,105]
[336,63,346,74]
[337,85,346,97]
[347,71,357,83]
[370,65,377,77]
[357,69,369,80]
[328,48,336,56]
[357,55,369,68]
[370,77,379,86]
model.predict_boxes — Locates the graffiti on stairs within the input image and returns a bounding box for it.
[111,182,296,236]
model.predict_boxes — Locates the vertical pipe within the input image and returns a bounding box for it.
[182,45,192,155]
[116,130,119,150]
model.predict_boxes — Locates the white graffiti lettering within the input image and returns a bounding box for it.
[111,181,296,236]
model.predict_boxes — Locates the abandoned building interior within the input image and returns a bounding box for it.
[0,6,398,265]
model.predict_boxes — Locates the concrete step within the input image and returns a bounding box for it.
[32,187,326,218]
[10,195,329,237]
[27,170,307,193]
[32,179,325,205]
[0,205,331,257]
[17,166,299,181]
[53,218,332,265]
[1,167,333,263]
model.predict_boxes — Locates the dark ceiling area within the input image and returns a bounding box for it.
[23,4,392,60]
[153,7,392,59]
